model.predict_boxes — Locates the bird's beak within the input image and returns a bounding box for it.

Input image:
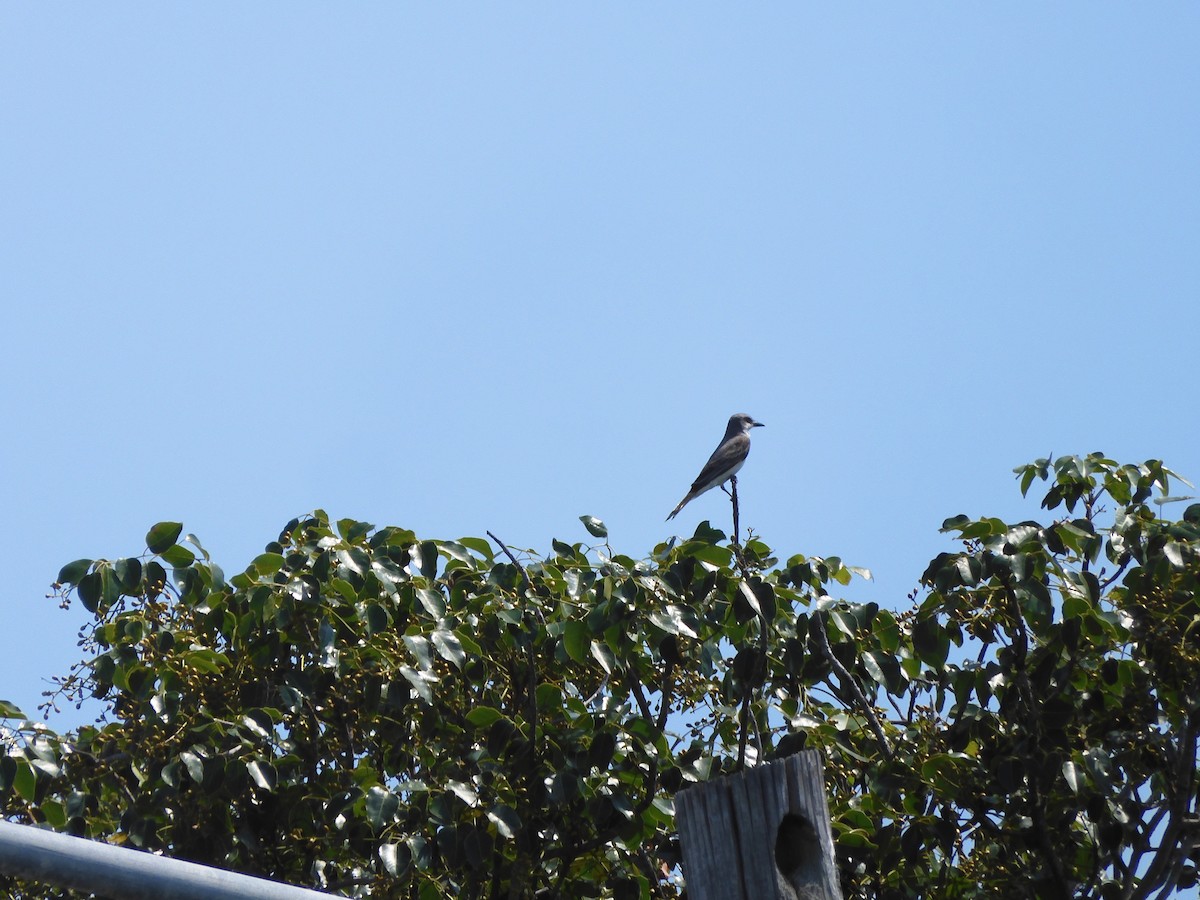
[753,420,764,428]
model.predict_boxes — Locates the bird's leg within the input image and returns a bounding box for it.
[721,477,736,498]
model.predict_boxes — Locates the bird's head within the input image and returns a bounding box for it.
[729,413,764,435]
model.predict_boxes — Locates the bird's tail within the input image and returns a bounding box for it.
[665,493,693,521]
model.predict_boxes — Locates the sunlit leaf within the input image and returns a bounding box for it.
[246,759,276,791]
[487,804,522,840]
[416,587,446,618]
[580,515,608,538]
[0,700,27,719]
[431,629,466,668]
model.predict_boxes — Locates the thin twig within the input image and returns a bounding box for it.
[488,530,532,595]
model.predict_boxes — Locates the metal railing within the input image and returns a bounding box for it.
[0,819,333,900]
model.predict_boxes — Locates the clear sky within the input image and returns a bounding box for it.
[3,6,1198,729]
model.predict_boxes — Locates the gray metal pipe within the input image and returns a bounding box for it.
[0,819,335,899]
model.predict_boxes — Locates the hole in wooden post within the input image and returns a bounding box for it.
[775,811,821,889]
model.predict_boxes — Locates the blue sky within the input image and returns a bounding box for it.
[2,6,1198,728]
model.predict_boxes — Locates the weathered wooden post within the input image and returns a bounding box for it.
[675,750,842,900]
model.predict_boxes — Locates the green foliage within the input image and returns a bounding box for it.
[2,454,1198,899]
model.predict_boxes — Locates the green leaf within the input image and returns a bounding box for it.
[431,629,466,668]
[13,760,35,801]
[180,750,204,784]
[337,547,370,576]
[487,804,522,840]
[447,779,478,806]
[418,541,439,579]
[251,552,286,576]
[336,518,373,542]
[920,753,968,791]
[691,520,725,544]
[42,799,67,829]
[940,514,970,533]
[563,620,589,663]
[536,682,564,711]
[56,559,92,586]
[182,533,210,561]
[240,711,272,740]
[415,587,446,618]
[439,541,475,567]
[330,578,360,605]
[146,521,183,554]
[590,640,616,675]
[1019,467,1037,497]
[399,666,435,704]
[458,536,494,560]
[454,629,483,658]
[144,560,168,598]
[1063,759,1083,794]
[462,823,492,870]
[828,609,856,638]
[580,515,608,538]
[466,707,504,728]
[112,557,143,593]
[246,759,276,791]
[76,571,104,613]
[649,604,700,639]
[160,544,195,568]
[687,543,733,567]
[366,785,399,830]
[862,650,901,691]
[873,609,900,653]
[183,648,230,674]
[0,700,26,719]
[380,842,410,877]
[365,603,389,635]
[403,635,433,670]
[912,617,949,670]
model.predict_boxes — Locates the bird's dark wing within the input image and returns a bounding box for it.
[689,433,750,493]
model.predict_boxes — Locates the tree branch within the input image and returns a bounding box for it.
[1002,582,1071,900]
[813,608,893,761]
[1130,715,1199,900]
[487,530,542,862]
[655,661,675,734]
[730,475,741,548]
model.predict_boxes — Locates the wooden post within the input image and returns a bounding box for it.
[675,750,842,900]
[0,819,331,900]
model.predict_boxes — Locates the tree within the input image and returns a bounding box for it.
[1,453,1197,899]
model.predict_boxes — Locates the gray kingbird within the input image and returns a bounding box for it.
[666,413,764,521]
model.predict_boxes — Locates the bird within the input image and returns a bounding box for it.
[666,413,764,521]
